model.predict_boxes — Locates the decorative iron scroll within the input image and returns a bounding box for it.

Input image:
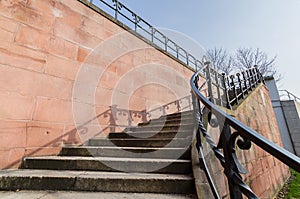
[191,65,300,199]
[205,63,264,109]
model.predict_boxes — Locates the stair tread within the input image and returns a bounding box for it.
[0,191,196,199]
[25,156,191,163]
[0,169,193,180]
[91,138,191,141]
[63,146,189,150]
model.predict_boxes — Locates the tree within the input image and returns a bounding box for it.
[206,47,234,75]
[206,47,282,81]
[235,48,281,80]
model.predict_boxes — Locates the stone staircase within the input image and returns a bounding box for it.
[0,111,196,198]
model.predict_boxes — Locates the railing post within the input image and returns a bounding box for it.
[222,73,231,109]
[186,53,189,65]
[220,124,243,199]
[249,69,255,88]
[134,14,138,32]
[206,64,215,104]
[114,0,119,19]
[164,36,168,51]
[215,73,222,106]
[245,70,252,91]
[151,27,154,43]
[236,73,244,99]
[252,68,258,85]
[230,75,238,105]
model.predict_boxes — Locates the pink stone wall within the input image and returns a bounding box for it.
[0,0,195,169]
[236,85,290,198]
[203,85,290,198]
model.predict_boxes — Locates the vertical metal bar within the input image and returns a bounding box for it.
[134,14,137,32]
[230,75,238,105]
[220,124,243,199]
[241,71,247,95]
[252,68,257,85]
[164,36,168,51]
[215,73,222,106]
[236,73,244,99]
[206,64,215,104]
[114,0,118,19]
[245,70,252,91]
[186,52,189,65]
[151,27,154,43]
[222,73,231,109]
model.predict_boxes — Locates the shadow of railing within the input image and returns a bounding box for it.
[78,0,203,71]
[3,95,192,169]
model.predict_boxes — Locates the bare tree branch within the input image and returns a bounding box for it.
[206,47,282,82]
[207,47,235,75]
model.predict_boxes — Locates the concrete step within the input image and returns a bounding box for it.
[59,146,191,160]
[89,137,193,148]
[22,156,192,174]
[108,130,192,139]
[127,123,194,132]
[158,111,194,120]
[0,190,197,199]
[0,170,195,194]
[138,118,194,127]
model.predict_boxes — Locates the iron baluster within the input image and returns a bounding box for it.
[236,73,244,99]
[191,66,300,199]
[222,73,231,109]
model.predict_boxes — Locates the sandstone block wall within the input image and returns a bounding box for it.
[0,0,195,169]
[203,85,290,198]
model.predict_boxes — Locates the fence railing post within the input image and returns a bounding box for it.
[230,75,238,105]
[206,64,215,104]
[236,73,244,99]
[114,0,119,19]
[222,73,231,109]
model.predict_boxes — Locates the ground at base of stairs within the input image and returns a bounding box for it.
[0,191,196,199]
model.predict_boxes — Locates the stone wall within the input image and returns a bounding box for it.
[202,84,290,198]
[0,0,195,169]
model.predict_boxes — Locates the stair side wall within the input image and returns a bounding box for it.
[202,85,290,198]
[0,0,198,169]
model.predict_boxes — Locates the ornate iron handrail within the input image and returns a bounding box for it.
[279,89,300,102]
[205,65,264,109]
[79,0,202,71]
[191,66,300,199]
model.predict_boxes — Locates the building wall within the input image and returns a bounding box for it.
[0,0,195,169]
[265,77,295,154]
[281,100,300,156]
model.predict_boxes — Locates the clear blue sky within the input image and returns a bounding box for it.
[121,0,300,97]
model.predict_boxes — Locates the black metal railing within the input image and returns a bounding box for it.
[191,65,300,199]
[279,90,300,102]
[205,63,264,109]
[78,0,202,71]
